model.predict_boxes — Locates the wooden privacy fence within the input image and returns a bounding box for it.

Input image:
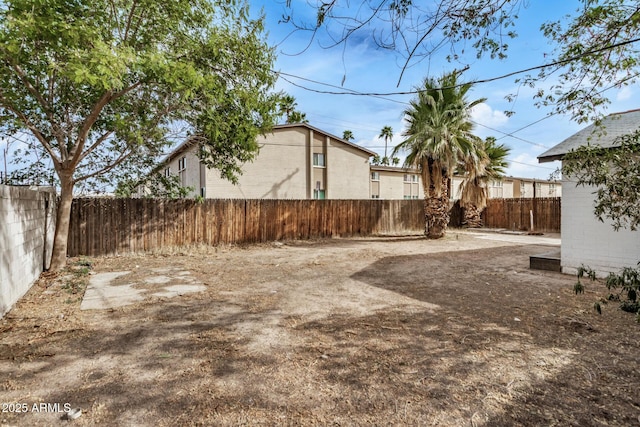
[67,197,561,257]
[68,198,425,256]
[480,197,561,233]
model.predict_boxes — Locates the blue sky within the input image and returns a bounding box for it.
[251,0,638,179]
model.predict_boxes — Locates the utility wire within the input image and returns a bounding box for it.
[274,36,640,96]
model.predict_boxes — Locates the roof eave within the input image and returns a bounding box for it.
[538,154,564,163]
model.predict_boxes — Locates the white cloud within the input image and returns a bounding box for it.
[470,103,509,128]
[505,152,559,180]
[616,86,633,101]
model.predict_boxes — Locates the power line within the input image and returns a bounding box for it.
[471,120,549,149]
[275,35,640,97]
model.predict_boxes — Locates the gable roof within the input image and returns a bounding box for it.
[370,165,420,173]
[538,109,640,163]
[161,123,377,165]
[273,123,377,156]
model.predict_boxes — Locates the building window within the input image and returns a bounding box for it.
[371,194,380,199]
[313,189,326,199]
[403,174,417,183]
[548,183,556,196]
[164,167,171,177]
[371,171,380,181]
[313,153,325,167]
[178,156,186,185]
[200,187,206,198]
[520,182,525,197]
[535,182,542,196]
[490,180,504,198]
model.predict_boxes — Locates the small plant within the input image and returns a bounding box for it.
[61,258,93,294]
[575,262,640,322]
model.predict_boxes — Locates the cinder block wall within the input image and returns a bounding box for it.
[0,185,56,317]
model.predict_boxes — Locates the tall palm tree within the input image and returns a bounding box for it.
[278,94,297,123]
[458,137,511,227]
[379,125,393,163]
[343,130,354,141]
[393,71,485,238]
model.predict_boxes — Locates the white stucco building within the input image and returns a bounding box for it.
[538,109,640,275]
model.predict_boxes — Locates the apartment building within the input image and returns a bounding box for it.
[160,123,376,199]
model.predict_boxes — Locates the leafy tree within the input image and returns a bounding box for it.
[532,1,640,124]
[115,174,193,199]
[458,137,510,228]
[0,0,279,271]
[342,130,354,141]
[379,126,393,160]
[393,71,484,238]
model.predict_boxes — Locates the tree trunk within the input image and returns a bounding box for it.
[49,173,74,271]
[424,176,450,239]
[463,205,483,228]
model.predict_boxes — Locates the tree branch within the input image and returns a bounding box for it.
[77,130,114,164]
[0,92,61,165]
[75,148,135,183]
[70,81,141,167]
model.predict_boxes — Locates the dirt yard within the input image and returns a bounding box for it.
[1,231,639,426]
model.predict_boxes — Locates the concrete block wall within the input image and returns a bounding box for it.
[0,185,56,317]
[561,178,640,276]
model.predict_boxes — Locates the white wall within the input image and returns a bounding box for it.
[0,186,56,317]
[561,178,640,276]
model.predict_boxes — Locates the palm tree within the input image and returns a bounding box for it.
[379,125,393,163]
[458,137,511,227]
[278,94,297,123]
[392,71,485,238]
[288,110,308,124]
[342,130,354,141]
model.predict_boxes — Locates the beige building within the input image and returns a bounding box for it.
[161,123,376,199]
[485,177,561,199]
[157,123,561,201]
[370,166,421,199]
[371,167,561,200]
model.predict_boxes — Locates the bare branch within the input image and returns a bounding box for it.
[0,92,61,165]
[75,148,136,183]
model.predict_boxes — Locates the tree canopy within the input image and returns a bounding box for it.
[0,0,280,269]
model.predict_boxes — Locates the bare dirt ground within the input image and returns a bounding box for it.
[1,231,639,426]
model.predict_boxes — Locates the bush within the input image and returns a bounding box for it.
[575,263,640,322]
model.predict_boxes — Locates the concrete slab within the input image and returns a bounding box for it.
[80,271,143,310]
[81,269,206,310]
